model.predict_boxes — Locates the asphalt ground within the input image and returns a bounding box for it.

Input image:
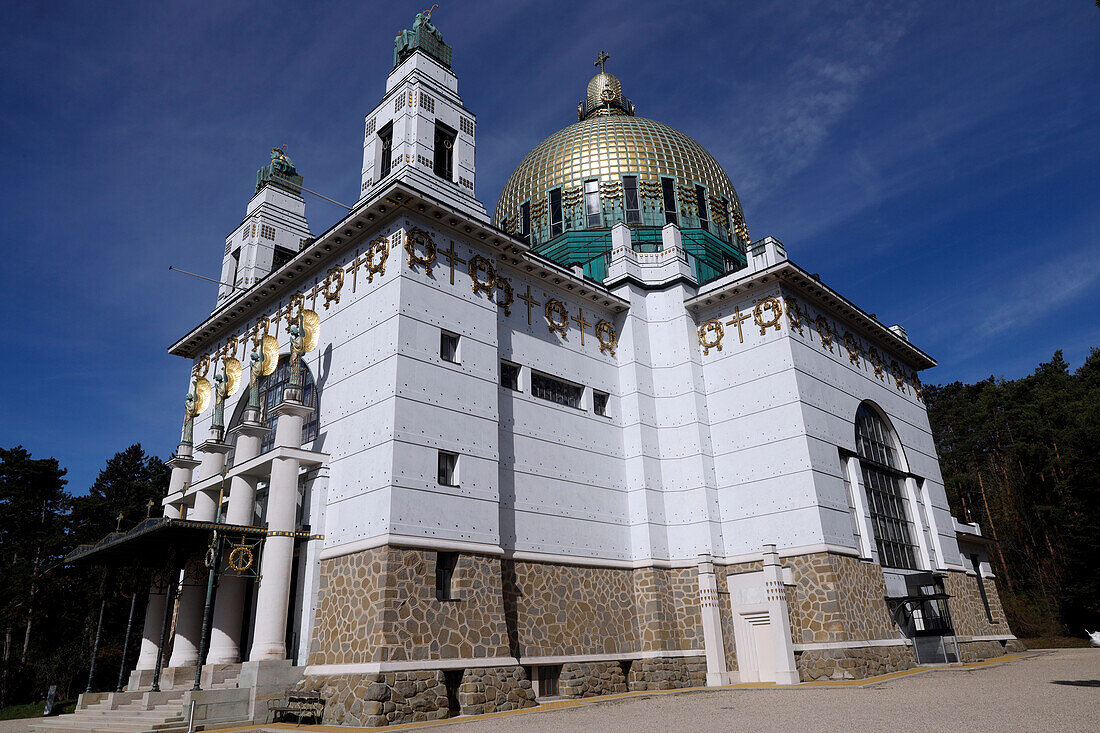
[4,648,1095,733]
[428,648,1099,733]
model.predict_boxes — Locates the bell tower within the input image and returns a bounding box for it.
[359,9,487,221]
[217,148,312,307]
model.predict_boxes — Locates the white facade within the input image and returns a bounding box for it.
[164,47,971,670]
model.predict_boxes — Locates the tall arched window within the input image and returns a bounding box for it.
[228,355,319,456]
[855,404,917,570]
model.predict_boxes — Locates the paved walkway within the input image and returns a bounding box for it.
[265,648,1100,733]
[8,649,1097,733]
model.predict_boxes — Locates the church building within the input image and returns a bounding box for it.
[52,11,1022,731]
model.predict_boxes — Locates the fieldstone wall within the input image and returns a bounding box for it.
[458,666,537,714]
[509,561,638,657]
[626,656,707,691]
[795,645,915,681]
[308,548,511,666]
[955,640,1007,662]
[559,661,628,698]
[633,567,703,653]
[943,570,1013,639]
[298,671,449,727]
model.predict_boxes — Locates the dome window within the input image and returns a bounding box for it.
[520,201,531,243]
[623,176,640,224]
[660,177,677,225]
[696,184,709,232]
[549,188,564,237]
[584,179,601,228]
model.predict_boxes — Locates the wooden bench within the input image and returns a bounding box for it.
[268,690,324,724]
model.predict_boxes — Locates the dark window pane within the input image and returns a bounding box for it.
[531,371,582,409]
[661,177,677,225]
[623,176,640,224]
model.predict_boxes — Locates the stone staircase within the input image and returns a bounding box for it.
[30,667,247,733]
[31,692,190,733]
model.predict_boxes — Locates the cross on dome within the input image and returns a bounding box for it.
[594,50,610,73]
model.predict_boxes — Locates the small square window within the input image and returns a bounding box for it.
[435,551,458,600]
[593,391,609,417]
[438,450,458,487]
[440,331,460,363]
[501,361,520,390]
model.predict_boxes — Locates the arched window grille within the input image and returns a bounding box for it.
[228,355,319,457]
[855,404,917,570]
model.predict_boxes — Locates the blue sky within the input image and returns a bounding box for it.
[1,1,1097,493]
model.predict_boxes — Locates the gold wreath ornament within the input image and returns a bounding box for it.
[260,335,280,376]
[228,545,254,572]
[365,236,388,282]
[544,298,569,337]
[405,228,437,274]
[699,319,724,355]
[595,320,617,356]
[302,309,320,353]
[469,255,496,297]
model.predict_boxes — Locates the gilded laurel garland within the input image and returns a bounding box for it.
[495,275,513,316]
[595,320,617,356]
[868,347,885,378]
[405,227,437,274]
[784,297,805,334]
[365,236,388,282]
[815,315,835,351]
[753,296,782,335]
[545,298,569,337]
[468,255,496,297]
[844,332,861,365]
[699,319,724,354]
[322,266,345,309]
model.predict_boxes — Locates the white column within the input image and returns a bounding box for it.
[168,489,219,668]
[167,445,224,669]
[698,555,732,686]
[207,421,268,665]
[845,456,877,561]
[762,545,800,685]
[903,477,933,570]
[134,588,167,671]
[249,402,310,661]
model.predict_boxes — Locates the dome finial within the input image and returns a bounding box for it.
[594,50,610,73]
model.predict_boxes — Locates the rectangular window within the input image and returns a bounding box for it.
[723,254,740,273]
[531,371,583,409]
[440,330,460,363]
[623,175,640,223]
[271,245,294,271]
[537,665,561,698]
[501,361,520,390]
[661,177,677,225]
[520,201,531,242]
[434,122,456,181]
[971,553,996,623]
[862,464,917,569]
[593,390,609,417]
[549,188,563,237]
[229,249,240,286]
[435,551,458,600]
[584,179,601,228]
[378,122,394,178]
[695,184,709,231]
[437,450,458,487]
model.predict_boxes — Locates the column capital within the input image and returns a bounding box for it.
[228,420,268,441]
[272,401,313,420]
[167,454,201,471]
[197,439,233,455]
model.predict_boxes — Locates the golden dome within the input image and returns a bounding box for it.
[493,113,747,241]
